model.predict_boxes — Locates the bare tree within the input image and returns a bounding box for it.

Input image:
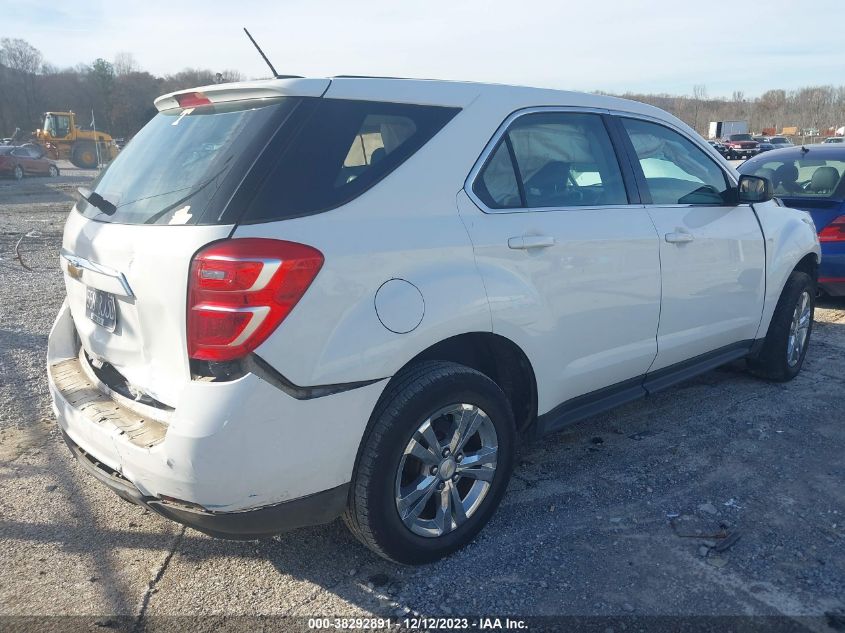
[692,84,708,133]
[1,38,43,128]
[113,52,139,76]
[216,69,244,83]
[0,37,42,74]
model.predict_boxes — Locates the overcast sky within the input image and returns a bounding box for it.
[6,0,844,97]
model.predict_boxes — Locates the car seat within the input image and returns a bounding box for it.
[808,166,840,194]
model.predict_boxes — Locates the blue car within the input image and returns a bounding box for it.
[739,144,845,296]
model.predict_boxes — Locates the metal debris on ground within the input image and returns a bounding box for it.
[14,233,33,271]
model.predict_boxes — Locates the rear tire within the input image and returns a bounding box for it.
[48,164,59,177]
[344,361,516,564]
[749,271,815,382]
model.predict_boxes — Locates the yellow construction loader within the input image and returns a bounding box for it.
[34,111,119,168]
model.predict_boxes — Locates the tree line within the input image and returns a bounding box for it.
[2,37,845,142]
[610,85,845,139]
[0,38,244,140]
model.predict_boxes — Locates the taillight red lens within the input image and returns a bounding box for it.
[188,239,324,362]
[819,215,845,242]
[176,92,212,108]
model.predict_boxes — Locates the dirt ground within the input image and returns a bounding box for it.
[0,171,843,629]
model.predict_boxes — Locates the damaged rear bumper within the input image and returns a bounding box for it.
[60,429,348,539]
[47,299,385,537]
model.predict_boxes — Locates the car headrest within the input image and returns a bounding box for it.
[370,147,386,165]
[525,160,570,189]
[809,166,840,192]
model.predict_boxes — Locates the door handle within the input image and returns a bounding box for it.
[508,235,556,250]
[665,231,694,244]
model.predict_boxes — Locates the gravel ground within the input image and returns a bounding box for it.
[0,172,843,627]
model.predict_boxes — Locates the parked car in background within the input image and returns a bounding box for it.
[723,133,760,159]
[740,144,844,296]
[48,77,820,565]
[755,137,775,153]
[0,145,60,180]
[823,137,844,144]
[707,139,730,157]
[769,137,793,149]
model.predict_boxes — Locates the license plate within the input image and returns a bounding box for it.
[85,287,117,332]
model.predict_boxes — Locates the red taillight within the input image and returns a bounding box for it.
[188,239,324,362]
[176,92,212,108]
[819,215,845,242]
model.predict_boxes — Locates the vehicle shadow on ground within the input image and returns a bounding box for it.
[816,295,845,311]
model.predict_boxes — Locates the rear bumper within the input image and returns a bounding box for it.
[61,429,348,539]
[819,278,845,296]
[47,300,386,533]
[819,249,845,296]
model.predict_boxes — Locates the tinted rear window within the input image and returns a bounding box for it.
[241,99,459,222]
[77,98,298,225]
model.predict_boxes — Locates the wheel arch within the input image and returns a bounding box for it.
[383,332,538,434]
[792,251,819,282]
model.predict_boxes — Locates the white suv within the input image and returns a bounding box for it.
[48,77,820,564]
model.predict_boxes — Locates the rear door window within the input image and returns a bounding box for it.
[621,118,731,205]
[242,99,459,222]
[473,111,628,209]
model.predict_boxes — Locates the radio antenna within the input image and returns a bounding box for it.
[243,27,279,77]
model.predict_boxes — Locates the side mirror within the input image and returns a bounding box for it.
[738,174,773,203]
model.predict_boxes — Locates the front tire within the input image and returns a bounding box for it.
[13,165,23,180]
[749,271,815,381]
[344,361,516,564]
[48,164,59,177]
[71,143,97,169]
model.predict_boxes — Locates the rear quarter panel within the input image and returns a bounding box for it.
[234,104,503,387]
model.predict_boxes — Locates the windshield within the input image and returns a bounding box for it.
[43,115,54,135]
[729,134,753,141]
[77,98,298,225]
[740,156,845,198]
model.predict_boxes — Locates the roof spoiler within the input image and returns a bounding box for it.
[153,78,331,111]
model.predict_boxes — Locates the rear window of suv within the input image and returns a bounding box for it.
[77,98,298,225]
[76,97,458,225]
[241,99,459,222]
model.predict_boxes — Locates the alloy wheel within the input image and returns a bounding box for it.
[394,403,498,538]
[787,290,811,367]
